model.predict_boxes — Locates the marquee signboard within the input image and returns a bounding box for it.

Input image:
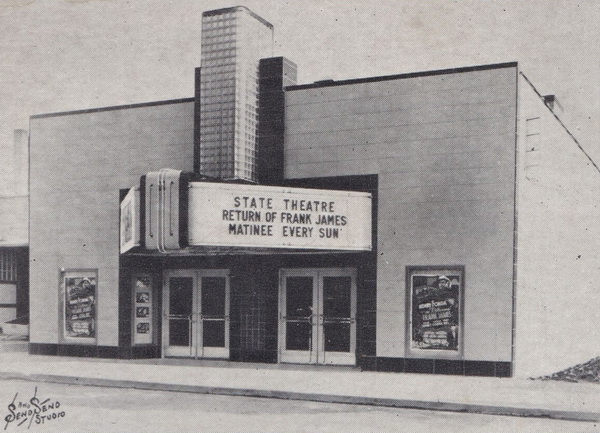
[119,173,374,253]
[188,182,372,251]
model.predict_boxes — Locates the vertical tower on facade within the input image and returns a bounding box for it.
[199,6,274,182]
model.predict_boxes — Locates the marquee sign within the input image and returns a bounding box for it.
[119,171,373,253]
[188,182,372,251]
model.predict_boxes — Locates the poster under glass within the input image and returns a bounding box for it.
[133,275,153,345]
[120,186,140,253]
[63,271,97,340]
[409,267,462,352]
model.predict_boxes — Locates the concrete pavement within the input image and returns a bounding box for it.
[0,341,598,423]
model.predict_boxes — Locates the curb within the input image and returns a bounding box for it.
[0,371,598,423]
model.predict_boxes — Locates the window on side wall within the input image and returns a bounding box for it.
[525,117,541,168]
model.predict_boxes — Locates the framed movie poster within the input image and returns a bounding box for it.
[137,323,150,334]
[61,270,97,341]
[132,274,153,345]
[120,186,141,254]
[136,307,150,318]
[407,266,463,355]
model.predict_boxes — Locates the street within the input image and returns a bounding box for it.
[0,379,597,433]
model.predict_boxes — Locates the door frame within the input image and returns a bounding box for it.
[318,268,357,365]
[162,269,230,359]
[278,268,357,366]
[278,268,319,364]
[197,269,230,359]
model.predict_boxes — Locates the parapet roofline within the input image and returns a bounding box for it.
[29,62,517,120]
[202,6,274,30]
[30,97,195,120]
[286,61,518,91]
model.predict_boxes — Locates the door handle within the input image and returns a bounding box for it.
[199,315,228,320]
[148,184,154,238]
[169,180,174,236]
[165,314,190,319]
[321,317,355,324]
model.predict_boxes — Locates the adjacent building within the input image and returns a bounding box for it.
[0,129,29,326]
[25,6,600,378]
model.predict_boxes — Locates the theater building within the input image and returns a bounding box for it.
[27,6,600,378]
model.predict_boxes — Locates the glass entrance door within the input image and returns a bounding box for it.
[163,271,195,357]
[279,268,356,365]
[163,269,230,358]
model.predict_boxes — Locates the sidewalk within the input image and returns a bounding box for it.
[0,341,598,423]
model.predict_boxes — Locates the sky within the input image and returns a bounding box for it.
[0,0,598,170]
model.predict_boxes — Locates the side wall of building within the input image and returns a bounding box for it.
[0,130,30,325]
[285,66,518,366]
[29,101,194,348]
[515,75,600,377]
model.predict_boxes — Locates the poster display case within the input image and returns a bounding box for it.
[61,270,97,341]
[132,274,154,345]
[407,266,464,356]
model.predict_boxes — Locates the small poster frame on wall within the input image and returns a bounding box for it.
[132,274,154,345]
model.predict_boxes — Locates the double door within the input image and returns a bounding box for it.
[279,268,357,365]
[163,269,230,358]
